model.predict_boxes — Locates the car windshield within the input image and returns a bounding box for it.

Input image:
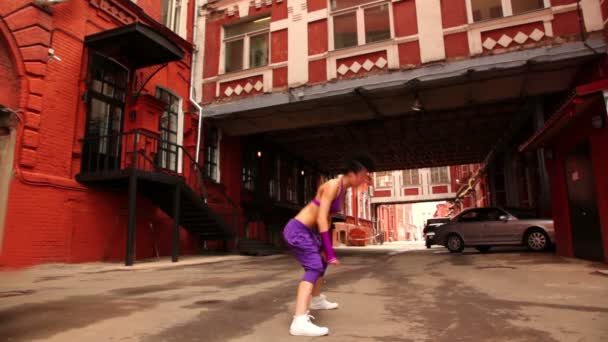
[455,208,515,222]
[500,209,517,219]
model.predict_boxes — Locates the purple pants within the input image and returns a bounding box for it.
[283,218,328,284]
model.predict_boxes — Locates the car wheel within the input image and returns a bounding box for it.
[525,229,549,251]
[475,246,491,253]
[446,234,464,253]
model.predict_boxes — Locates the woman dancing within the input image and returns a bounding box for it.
[283,153,375,336]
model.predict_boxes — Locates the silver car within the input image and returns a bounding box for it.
[434,208,555,253]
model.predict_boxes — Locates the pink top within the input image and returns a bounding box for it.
[311,179,344,214]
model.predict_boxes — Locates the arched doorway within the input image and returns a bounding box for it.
[0,31,21,253]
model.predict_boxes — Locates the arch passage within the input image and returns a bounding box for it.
[0,33,20,109]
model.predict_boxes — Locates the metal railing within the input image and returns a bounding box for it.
[79,129,208,201]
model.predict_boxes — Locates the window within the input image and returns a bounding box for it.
[511,0,544,15]
[82,54,127,173]
[331,0,391,50]
[242,149,258,191]
[292,165,299,203]
[430,167,449,184]
[161,0,182,32]
[333,12,358,49]
[471,0,503,22]
[156,88,181,172]
[402,169,420,186]
[458,209,482,222]
[303,174,313,203]
[285,161,297,203]
[203,127,219,181]
[364,5,391,43]
[269,156,280,200]
[375,171,393,188]
[223,17,270,73]
[485,208,507,221]
[470,0,545,22]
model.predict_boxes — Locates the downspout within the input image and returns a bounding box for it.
[191,0,206,162]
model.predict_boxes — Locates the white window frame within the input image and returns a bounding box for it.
[402,169,420,187]
[430,167,450,185]
[220,17,271,74]
[465,0,550,24]
[374,171,393,189]
[328,0,394,51]
[162,0,186,36]
[156,86,184,173]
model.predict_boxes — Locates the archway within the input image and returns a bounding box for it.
[0,29,21,254]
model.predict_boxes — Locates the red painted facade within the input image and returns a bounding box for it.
[0,0,198,268]
[201,0,598,104]
[523,74,608,262]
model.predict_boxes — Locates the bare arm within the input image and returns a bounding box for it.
[316,180,339,233]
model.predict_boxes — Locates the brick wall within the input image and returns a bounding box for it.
[0,1,199,268]
[0,35,19,109]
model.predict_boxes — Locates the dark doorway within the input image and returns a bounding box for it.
[564,143,604,261]
[81,54,128,173]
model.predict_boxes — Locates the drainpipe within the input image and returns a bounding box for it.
[191,0,206,162]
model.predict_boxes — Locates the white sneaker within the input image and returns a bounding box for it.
[289,312,329,336]
[310,294,339,310]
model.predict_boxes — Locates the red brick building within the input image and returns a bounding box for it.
[0,0,204,267]
[520,78,608,261]
[372,164,489,241]
[3,0,608,267]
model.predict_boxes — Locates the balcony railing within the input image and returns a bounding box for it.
[79,129,208,200]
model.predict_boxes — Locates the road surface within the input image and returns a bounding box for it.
[1,243,607,341]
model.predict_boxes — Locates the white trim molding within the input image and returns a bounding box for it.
[415,0,446,63]
[467,8,554,55]
[270,19,288,31]
[308,8,328,22]
[211,67,274,98]
[325,40,398,80]
[288,0,310,86]
[580,0,604,32]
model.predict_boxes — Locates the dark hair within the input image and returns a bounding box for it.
[343,152,376,174]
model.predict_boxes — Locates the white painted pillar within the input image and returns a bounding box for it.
[193,5,206,103]
[580,0,604,32]
[0,118,17,254]
[288,0,310,86]
[414,0,446,63]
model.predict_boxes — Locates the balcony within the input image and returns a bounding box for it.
[76,129,236,265]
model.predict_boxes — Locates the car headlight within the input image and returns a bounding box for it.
[425,232,436,237]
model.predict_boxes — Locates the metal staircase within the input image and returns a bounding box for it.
[76,129,236,265]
